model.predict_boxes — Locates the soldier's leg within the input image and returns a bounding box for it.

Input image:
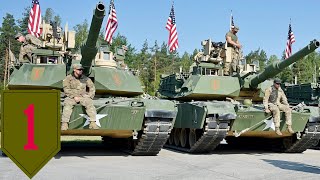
[223,47,233,76]
[61,98,77,130]
[269,104,282,135]
[231,58,237,73]
[80,97,99,129]
[278,104,294,133]
[223,62,231,76]
[230,49,240,74]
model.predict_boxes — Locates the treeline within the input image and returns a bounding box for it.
[1,9,320,94]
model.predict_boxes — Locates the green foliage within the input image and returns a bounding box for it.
[72,19,89,53]
[44,8,61,26]
[0,13,20,81]
[245,48,267,70]
[44,8,54,24]
[17,7,31,35]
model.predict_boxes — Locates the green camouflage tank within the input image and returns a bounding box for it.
[158,38,320,153]
[6,1,177,156]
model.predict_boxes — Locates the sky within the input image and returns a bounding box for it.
[1,0,320,59]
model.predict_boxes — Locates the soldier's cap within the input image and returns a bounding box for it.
[232,26,240,31]
[274,78,281,84]
[15,32,23,39]
[72,64,84,70]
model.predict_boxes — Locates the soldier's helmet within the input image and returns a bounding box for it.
[232,26,240,31]
[72,64,84,70]
[274,78,281,84]
[15,32,23,40]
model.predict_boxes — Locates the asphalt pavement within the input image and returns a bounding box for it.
[1,138,320,180]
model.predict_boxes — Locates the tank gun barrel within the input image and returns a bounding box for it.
[249,39,320,87]
[80,2,105,75]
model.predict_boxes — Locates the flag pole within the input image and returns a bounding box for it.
[4,48,8,90]
[230,10,233,30]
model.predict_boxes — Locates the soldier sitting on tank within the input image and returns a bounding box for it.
[223,26,242,76]
[263,78,294,135]
[61,64,99,131]
[15,33,42,63]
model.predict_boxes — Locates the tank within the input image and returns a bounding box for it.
[6,1,177,156]
[283,70,320,149]
[158,38,320,153]
[284,78,320,106]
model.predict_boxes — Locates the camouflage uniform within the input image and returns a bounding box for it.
[18,34,42,62]
[224,31,240,75]
[263,85,292,129]
[61,72,97,128]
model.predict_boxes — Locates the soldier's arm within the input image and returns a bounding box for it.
[86,78,95,99]
[27,35,42,47]
[281,92,289,106]
[226,36,237,47]
[63,77,75,98]
[263,88,271,109]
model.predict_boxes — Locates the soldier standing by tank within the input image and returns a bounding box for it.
[15,33,42,63]
[224,26,241,76]
[61,64,99,130]
[263,78,294,135]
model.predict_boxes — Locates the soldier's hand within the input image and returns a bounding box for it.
[74,97,80,103]
[265,109,271,113]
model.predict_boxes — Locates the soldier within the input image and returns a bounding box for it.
[224,26,242,76]
[61,64,99,130]
[15,33,42,63]
[263,78,294,135]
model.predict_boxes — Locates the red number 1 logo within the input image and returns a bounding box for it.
[24,104,38,150]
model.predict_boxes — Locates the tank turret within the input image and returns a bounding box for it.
[80,2,105,75]
[249,40,320,87]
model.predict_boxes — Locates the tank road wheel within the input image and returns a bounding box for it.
[189,129,198,147]
[179,128,188,148]
[174,128,181,146]
[168,128,175,145]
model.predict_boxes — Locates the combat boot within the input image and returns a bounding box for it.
[275,127,282,136]
[89,121,99,129]
[61,122,68,131]
[287,126,294,133]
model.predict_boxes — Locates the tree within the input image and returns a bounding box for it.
[53,15,62,27]
[180,52,192,72]
[73,19,89,53]
[266,55,279,65]
[17,7,31,35]
[0,13,20,80]
[44,8,54,23]
[245,48,267,71]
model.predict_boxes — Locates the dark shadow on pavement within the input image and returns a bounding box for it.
[165,143,282,155]
[0,149,7,157]
[262,159,320,174]
[214,144,276,155]
[164,143,275,155]
[54,141,129,159]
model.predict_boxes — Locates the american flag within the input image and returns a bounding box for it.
[166,5,178,52]
[28,0,42,38]
[285,23,296,59]
[104,0,118,44]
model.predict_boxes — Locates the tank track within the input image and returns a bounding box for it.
[283,123,320,153]
[131,118,173,156]
[165,118,229,153]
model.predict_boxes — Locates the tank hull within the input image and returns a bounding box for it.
[165,101,235,153]
[227,104,320,152]
[60,97,177,155]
